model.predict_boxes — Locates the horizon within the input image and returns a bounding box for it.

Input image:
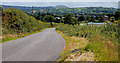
[1,2,119,8]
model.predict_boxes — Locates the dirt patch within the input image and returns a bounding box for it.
[65,51,94,61]
[2,34,18,38]
[7,34,18,37]
[107,40,116,50]
[0,36,2,39]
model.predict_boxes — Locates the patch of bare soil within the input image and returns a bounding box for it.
[0,36,2,39]
[2,34,18,39]
[64,37,94,61]
[65,51,94,61]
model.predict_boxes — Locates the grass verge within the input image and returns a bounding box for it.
[56,30,118,61]
[56,24,119,61]
[56,30,94,61]
[85,33,118,61]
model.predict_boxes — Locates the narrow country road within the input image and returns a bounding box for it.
[2,28,65,61]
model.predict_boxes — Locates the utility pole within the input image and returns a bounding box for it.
[31,6,34,16]
[32,6,33,13]
[32,6,34,14]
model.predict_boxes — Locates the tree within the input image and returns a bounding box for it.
[110,16,115,22]
[99,16,105,22]
[71,17,78,25]
[64,13,78,25]
[94,16,99,20]
[78,16,85,22]
[89,16,95,22]
[64,13,73,24]
[86,16,90,20]
[42,15,56,27]
[35,12,42,20]
[114,11,120,20]
[0,6,3,11]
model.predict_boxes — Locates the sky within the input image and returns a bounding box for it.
[1,0,120,2]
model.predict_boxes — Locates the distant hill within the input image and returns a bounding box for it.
[37,7,118,15]
[1,5,53,11]
[1,2,118,8]
[1,5,118,15]
[54,5,69,8]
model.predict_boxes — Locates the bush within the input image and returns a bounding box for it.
[56,24,118,42]
[2,8,57,35]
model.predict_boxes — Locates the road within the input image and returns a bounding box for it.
[2,28,65,61]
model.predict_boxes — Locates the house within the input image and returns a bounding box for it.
[56,17,61,20]
[87,22,107,26]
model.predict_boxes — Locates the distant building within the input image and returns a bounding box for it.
[87,22,107,26]
[56,17,61,19]
[103,15,109,21]
[104,15,108,18]
[62,17,65,19]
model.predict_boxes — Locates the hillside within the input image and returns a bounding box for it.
[54,5,69,8]
[37,7,118,15]
[1,5,118,15]
[2,8,54,35]
[1,5,53,12]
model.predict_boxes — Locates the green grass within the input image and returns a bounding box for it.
[56,24,119,61]
[56,30,89,61]
[85,34,118,61]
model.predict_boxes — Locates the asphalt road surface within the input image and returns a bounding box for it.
[2,28,65,61]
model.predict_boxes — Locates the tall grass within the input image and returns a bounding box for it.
[56,23,119,61]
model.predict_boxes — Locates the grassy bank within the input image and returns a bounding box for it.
[2,23,58,43]
[56,30,94,61]
[1,8,58,43]
[56,24,119,61]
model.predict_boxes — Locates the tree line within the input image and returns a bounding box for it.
[32,11,120,25]
[34,7,117,16]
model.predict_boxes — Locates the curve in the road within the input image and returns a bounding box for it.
[2,28,65,61]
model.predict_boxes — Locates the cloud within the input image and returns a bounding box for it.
[1,0,120,2]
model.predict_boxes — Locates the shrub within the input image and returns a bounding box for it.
[2,8,57,35]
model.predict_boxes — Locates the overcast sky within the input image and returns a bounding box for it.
[1,0,120,2]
